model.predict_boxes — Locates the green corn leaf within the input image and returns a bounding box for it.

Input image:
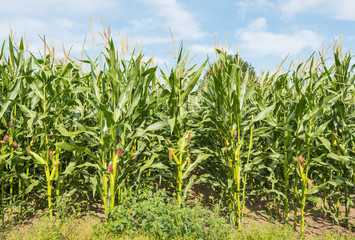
[311,120,330,138]
[253,105,274,122]
[168,117,176,135]
[146,120,168,132]
[0,78,21,118]
[150,163,169,169]
[29,151,46,165]
[327,178,344,187]
[306,183,326,195]
[138,153,159,181]
[55,142,92,157]
[24,179,40,194]
[327,152,350,162]
[318,137,332,152]
[182,174,197,201]
[61,162,77,175]
[182,153,211,180]
[0,153,11,160]
[180,60,207,106]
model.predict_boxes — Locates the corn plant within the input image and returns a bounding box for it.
[201,49,273,228]
[160,44,209,205]
[82,39,169,216]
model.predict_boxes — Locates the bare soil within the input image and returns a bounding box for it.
[190,182,355,238]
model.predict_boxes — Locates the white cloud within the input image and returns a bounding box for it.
[280,0,325,17]
[189,44,215,55]
[1,0,119,16]
[55,19,77,29]
[152,56,170,66]
[239,31,323,56]
[235,0,275,19]
[0,16,90,62]
[0,0,121,50]
[129,18,156,31]
[331,0,355,21]
[247,17,267,31]
[141,0,207,40]
[236,18,324,57]
[0,18,50,46]
[140,37,172,45]
[280,0,355,21]
[237,0,355,21]
[106,29,172,48]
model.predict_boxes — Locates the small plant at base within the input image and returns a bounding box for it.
[107,187,233,240]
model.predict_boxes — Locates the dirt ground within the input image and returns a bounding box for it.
[1,182,354,239]
[189,182,355,238]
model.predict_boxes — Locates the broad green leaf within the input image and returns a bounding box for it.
[182,153,211,180]
[327,153,350,162]
[318,137,332,152]
[0,78,21,118]
[146,120,168,132]
[29,151,46,165]
[253,105,274,122]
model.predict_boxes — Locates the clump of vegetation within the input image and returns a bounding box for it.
[107,187,232,239]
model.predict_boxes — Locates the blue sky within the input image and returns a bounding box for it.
[1,0,354,74]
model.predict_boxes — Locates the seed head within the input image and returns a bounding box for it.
[115,148,123,156]
[49,151,55,160]
[7,122,12,129]
[232,131,237,139]
[108,164,113,174]
[307,179,313,189]
[223,138,229,146]
[12,141,18,149]
[169,148,174,161]
[3,135,9,143]
[118,165,122,172]
[54,160,60,168]
[186,146,190,155]
[332,134,338,140]
[297,156,305,169]
[32,137,36,142]
[167,139,171,145]
[26,146,31,154]
[187,132,191,143]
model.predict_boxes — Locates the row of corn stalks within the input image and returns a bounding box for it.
[0,36,354,235]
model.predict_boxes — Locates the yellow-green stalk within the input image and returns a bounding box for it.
[29,150,58,218]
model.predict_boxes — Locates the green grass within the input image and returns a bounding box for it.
[1,214,353,240]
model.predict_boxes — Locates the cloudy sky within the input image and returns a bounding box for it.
[1,0,354,73]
